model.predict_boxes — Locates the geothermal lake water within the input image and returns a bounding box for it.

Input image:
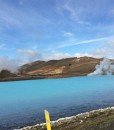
[0,76,114,130]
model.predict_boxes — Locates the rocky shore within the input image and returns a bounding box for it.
[16,107,114,130]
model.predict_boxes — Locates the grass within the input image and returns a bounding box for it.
[21,108,114,130]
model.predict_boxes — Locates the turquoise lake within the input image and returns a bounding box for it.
[0,76,114,130]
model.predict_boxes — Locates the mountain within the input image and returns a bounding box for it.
[0,56,104,81]
[0,70,16,79]
[19,57,101,78]
[0,57,102,81]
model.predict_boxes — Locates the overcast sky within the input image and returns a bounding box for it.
[0,0,114,65]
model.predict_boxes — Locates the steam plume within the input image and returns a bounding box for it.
[0,56,19,73]
[88,58,114,76]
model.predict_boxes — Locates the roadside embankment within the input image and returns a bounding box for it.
[16,107,114,130]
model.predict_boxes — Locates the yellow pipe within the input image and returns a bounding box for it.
[44,110,52,130]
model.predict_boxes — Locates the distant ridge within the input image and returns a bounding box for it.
[1,56,112,81]
[19,56,101,79]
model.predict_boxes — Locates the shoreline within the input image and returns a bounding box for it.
[0,74,113,83]
[0,74,87,82]
[16,106,114,130]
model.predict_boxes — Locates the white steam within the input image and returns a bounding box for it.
[0,56,19,73]
[88,58,114,76]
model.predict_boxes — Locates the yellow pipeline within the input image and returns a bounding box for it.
[44,110,52,130]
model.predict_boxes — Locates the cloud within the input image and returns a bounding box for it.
[0,43,5,49]
[0,1,50,30]
[56,0,91,25]
[19,0,27,5]
[110,9,114,15]
[63,1,90,25]
[63,31,75,38]
[93,39,114,59]
[0,37,114,72]
[74,53,93,58]
[74,38,114,59]
[74,52,107,59]
[56,0,114,27]
[17,49,39,64]
[56,0,77,18]
[57,36,111,49]
[42,51,71,61]
[18,49,39,57]
[0,56,19,73]
[91,49,110,58]
[72,38,114,59]
[42,48,114,61]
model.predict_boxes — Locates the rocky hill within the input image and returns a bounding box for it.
[0,57,102,81]
[19,57,101,78]
[0,70,16,79]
